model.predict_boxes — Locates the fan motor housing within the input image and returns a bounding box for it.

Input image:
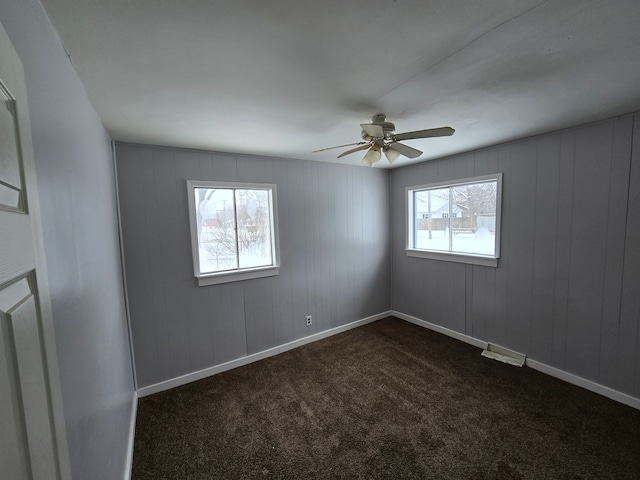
[370,114,395,135]
[361,114,396,140]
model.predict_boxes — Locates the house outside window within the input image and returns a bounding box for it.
[187,180,280,286]
[406,174,502,267]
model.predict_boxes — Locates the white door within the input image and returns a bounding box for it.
[0,20,71,480]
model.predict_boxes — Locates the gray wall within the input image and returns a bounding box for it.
[116,144,391,388]
[0,0,135,478]
[391,115,640,399]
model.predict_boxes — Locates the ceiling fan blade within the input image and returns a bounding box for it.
[337,143,372,158]
[388,142,423,159]
[394,126,455,141]
[312,141,367,153]
[360,124,384,138]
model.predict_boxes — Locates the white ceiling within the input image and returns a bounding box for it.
[40,0,640,168]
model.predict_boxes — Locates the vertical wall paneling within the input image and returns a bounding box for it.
[346,166,356,323]
[377,170,391,313]
[287,159,307,341]
[332,164,351,327]
[302,162,318,334]
[411,163,425,321]
[505,140,537,354]
[272,159,294,346]
[598,117,633,389]
[118,146,160,387]
[245,277,275,355]
[492,144,512,347]
[470,265,486,340]
[312,163,324,331]
[389,167,407,312]
[620,116,640,397]
[564,123,612,379]
[550,131,576,369]
[116,145,391,388]
[157,149,193,378]
[529,134,561,364]
[450,263,467,334]
[391,115,640,401]
[419,166,433,323]
[138,147,171,384]
[465,264,473,337]
[352,166,363,321]
[304,162,318,332]
[321,163,334,328]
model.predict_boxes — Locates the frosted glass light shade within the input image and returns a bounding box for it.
[362,145,381,167]
[384,147,401,164]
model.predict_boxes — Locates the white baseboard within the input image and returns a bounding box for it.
[392,310,640,411]
[123,392,138,480]
[391,310,489,350]
[526,359,640,410]
[137,311,392,398]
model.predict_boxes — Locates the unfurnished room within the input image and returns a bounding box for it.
[1,1,640,479]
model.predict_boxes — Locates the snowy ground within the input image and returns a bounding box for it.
[415,227,495,256]
[197,226,494,274]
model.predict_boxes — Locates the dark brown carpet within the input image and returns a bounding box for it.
[132,317,640,479]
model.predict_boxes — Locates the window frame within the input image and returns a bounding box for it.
[187,180,280,286]
[405,173,502,268]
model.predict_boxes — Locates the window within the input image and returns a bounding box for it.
[187,181,280,286]
[406,174,502,267]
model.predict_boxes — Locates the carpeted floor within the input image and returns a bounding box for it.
[132,317,640,479]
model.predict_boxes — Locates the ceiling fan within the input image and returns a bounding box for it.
[313,114,455,167]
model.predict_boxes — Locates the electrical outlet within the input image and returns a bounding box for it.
[305,315,312,326]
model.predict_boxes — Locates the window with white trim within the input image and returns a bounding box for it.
[406,174,502,267]
[187,181,280,286]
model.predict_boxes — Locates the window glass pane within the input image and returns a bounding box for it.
[408,175,500,265]
[414,187,449,251]
[450,181,497,256]
[236,189,273,269]
[195,188,237,273]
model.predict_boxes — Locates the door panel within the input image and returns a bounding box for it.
[0,280,31,479]
[0,78,25,212]
[0,213,32,284]
[10,278,59,479]
[1,274,59,480]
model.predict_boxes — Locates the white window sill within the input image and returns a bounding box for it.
[197,265,279,286]
[406,249,498,267]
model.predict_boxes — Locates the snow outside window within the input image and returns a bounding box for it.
[406,174,502,267]
[187,181,280,286]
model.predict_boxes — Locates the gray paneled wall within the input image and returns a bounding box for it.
[391,115,640,399]
[116,144,391,388]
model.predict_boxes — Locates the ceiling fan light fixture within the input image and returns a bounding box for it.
[362,144,381,167]
[384,147,401,164]
[313,114,454,166]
